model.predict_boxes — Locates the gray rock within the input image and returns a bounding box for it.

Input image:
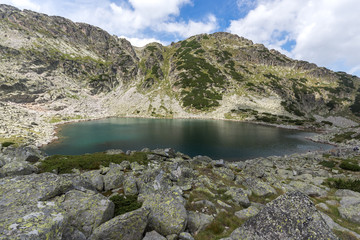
[243,177,277,197]
[316,203,330,211]
[225,187,250,207]
[287,180,327,197]
[166,234,178,240]
[143,230,167,240]
[103,165,125,191]
[59,190,114,237]
[211,159,225,167]
[235,206,260,220]
[124,174,138,195]
[320,212,360,239]
[82,170,104,191]
[212,167,234,181]
[131,162,146,171]
[338,201,360,224]
[0,161,37,177]
[62,227,87,240]
[179,232,194,240]
[90,207,149,240]
[227,191,338,240]
[187,211,214,235]
[335,189,360,198]
[143,192,187,236]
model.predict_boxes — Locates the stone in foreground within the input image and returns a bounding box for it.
[226,191,338,240]
[90,207,149,240]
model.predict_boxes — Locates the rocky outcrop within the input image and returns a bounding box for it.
[89,208,149,240]
[225,191,338,240]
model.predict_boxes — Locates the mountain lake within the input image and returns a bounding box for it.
[42,118,333,160]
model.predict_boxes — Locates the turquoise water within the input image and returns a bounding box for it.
[42,118,332,160]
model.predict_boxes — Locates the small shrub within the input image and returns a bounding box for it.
[319,160,336,168]
[110,195,142,216]
[328,178,360,193]
[2,142,14,148]
[339,161,360,172]
[39,152,148,174]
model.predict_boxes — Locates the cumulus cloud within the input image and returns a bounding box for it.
[159,14,218,38]
[120,36,165,47]
[0,0,218,46]
[228,0,360,76]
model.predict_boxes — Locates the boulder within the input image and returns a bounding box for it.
[179,232,194,240]
[90,207,149,240]
[103,164,125,191]
[187,211,214,235]
[226,191,338,240]
[0,161,37,177]
[286,180,327,197]
[242,177,277,197]
[59,190,114,237]
[82,170,104,191]
[143,230,167,240]
[225,187,250,207]
[0,200,67,239]
[212,167,234,181]
[235,206,260,220]
[124,174,138,195]
[143,192,187,236]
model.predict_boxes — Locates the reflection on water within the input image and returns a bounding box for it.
[42,118,332,160]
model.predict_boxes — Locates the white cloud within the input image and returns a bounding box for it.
[0,0,40,11]
[159,14,218,38]
[120,36,165,47]
[228,0,360,76]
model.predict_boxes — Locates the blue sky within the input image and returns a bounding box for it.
[1,0,359,77]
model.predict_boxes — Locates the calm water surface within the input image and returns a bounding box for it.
[42,118,332,160]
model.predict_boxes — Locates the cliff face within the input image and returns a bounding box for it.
[0,4,359,144]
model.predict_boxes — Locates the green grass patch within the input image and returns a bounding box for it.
[39,152,148,174]
[339,161,360,172]
[319,160,337,168]
[327,178,360,193]
[1,141,15,148]
[331,132,356,143]
[110,195,142,216]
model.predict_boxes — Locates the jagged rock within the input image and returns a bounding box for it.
[225,187,250,207]
[179,232,194,240]
[212,167,235,181]
[320,212,360,239]
[0,173,72,205]
[0,200,67,240]
[90,207,149,240]
[0,160,37,177]
[336,189,360,224]
[124,174,138,195]
[82,170,104,191]
[143,192,187,236]
[226,191,338,240]
[143,230,167,240]
[103,164,125,191]
[58,189,114,238]
[62,227,87,240]
[286,180,328,197]
[242,177,277,197]
[131,162,146,171]
[166,234,178,240]
[187,211,214,235]
[235,206,260,220]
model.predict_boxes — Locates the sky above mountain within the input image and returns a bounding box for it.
[1,0,359,77]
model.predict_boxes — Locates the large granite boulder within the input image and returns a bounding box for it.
[90,207,149,240]
[82,170,104,191]
[103,163,125,191]
[225,191,338,240]
[0,161,37,177]
[0,173,73,239]
[336,189,360,224]
[143,192,187,236]
[142,230,167,240]
[59,189,114,238]
[212,167,235,181]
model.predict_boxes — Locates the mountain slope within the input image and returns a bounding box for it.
[0,4,359,145]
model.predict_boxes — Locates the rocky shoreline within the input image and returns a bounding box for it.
[1,145,360,240]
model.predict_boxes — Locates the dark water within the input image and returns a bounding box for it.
[42,118,332,160]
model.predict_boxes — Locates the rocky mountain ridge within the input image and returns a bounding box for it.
[0,4,360,145]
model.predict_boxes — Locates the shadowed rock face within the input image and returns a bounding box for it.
[227,191,338,240]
